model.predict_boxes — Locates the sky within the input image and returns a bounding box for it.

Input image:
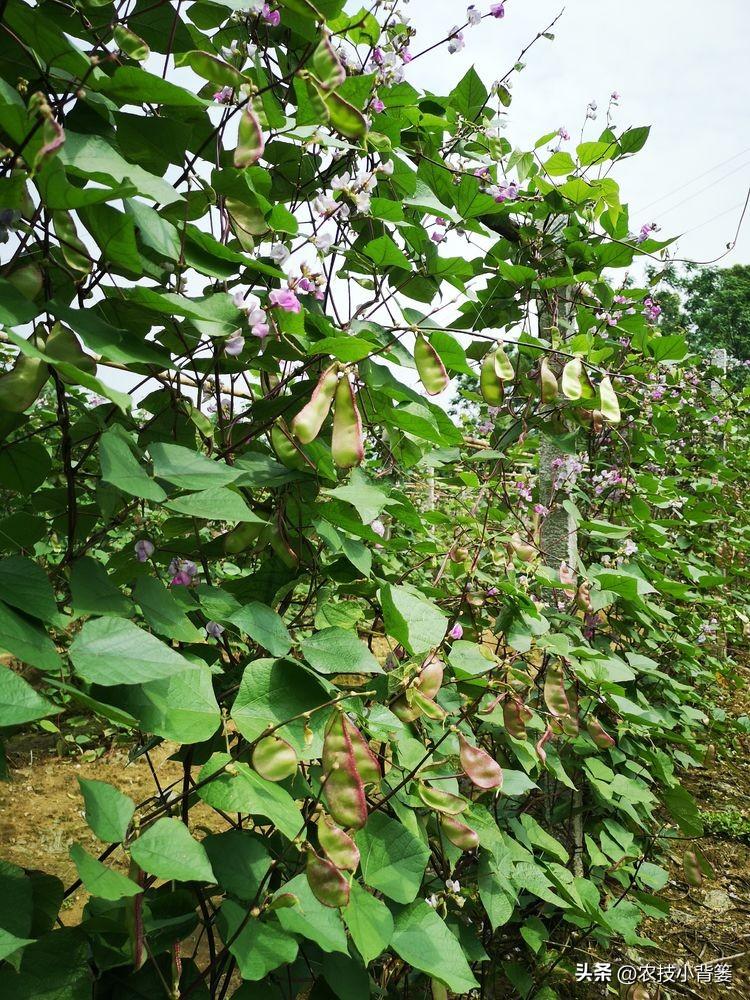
[401,0,750,268]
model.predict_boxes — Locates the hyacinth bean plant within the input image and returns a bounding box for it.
[0,0,748,997]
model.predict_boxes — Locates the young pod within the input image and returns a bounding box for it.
[331,374,364,469]
[598,375,621,424]
[480,349,503,406]
[317,816,360,871]
[417,783,468,815]
[458,734,503,790]
[0,353,49,413]
[439,814,479,851]
[414,334,448,395]
[543,661,571,718]
[561,357,584,400]
[586,716,616,749]
[306,849,350,908]
[251,735,298,782]
[234,107,265,168]
[539,358,558,402]
[494,345,515,382]
[291,364,339,444]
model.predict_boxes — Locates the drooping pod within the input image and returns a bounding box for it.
[251,735,298,781]
[311,31,347,90]
[494,345,515,382]
[503,696,530,740]
[0,352,49,413]
[414,334,448,395]
[291,363,339,444]
[234,107,265,169]
[46,322,97,380]
[586,716,616,749]
[536,725,553,765]
[317,816,360,871]
[321,712,379,830]
[306,849,350,908]
[458,734,503,790]
[331,373,364,469]
[599,375,621,424]
[543,661,570,718]
[417,783,468,815]
[539,358,558,402]
[561,357,584,400]
[480,349,503,406]
[439,814,479,851]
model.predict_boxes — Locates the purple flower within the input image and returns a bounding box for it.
[370,96,385,113]
[372,47,384,66]
[262,4,280,26]
[213,86,233,105]
[557,127,570,141]
[134,539,154,563]
[225,331,245,356]
[269,287,301,313]
[448,623,463,640]
[206,621,224,639]
[401,49,413,64]
[447,28,465,54]
[430,230,446,243]
[611,91,620,101]
[635,222,657,244]
[486,587,499,596]
[168,558,198,587]
[371,518,386,537]
[491,2,505,17]
[467,5,482,25]
[252,321,270,339]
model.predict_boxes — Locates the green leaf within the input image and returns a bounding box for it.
[133,576,203,643]
[68,844,141,900]
[543,151,575,176]
[661,784,704,837]
[379,584,447,655]
[78,777,135,843]
[175,50,246,89]
[149,442,242,490]
[203,831,271,901]
[129,817,216,884]
[97,66,208,111]
[198,754,304,842]
[0,600,61,673]
[0,663,54,726]
[448,67,488,119]
[165,486,263,523]
[70,557,132,618]
[106,663,220,743]
[227,602,293,656]
[69,618,197,685]
[390,900,480,994]
[0,556,58,623]
[99,430,166,502]
[364,236,411,270]
[324,469,390,523]
[356,812,430,903]
[274,872,349,954]
[0,928,34,963]
[301,627,382,674]
[231,658,328,757]
[58,131,183,205]
[217,900,298,981]
[343,880,394,964]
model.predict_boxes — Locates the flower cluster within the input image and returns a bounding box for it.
[643,296,662,322]
[168,558,198,587]
[592,467,627,498]
[232,290,270,347]
[635,222,659,244]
